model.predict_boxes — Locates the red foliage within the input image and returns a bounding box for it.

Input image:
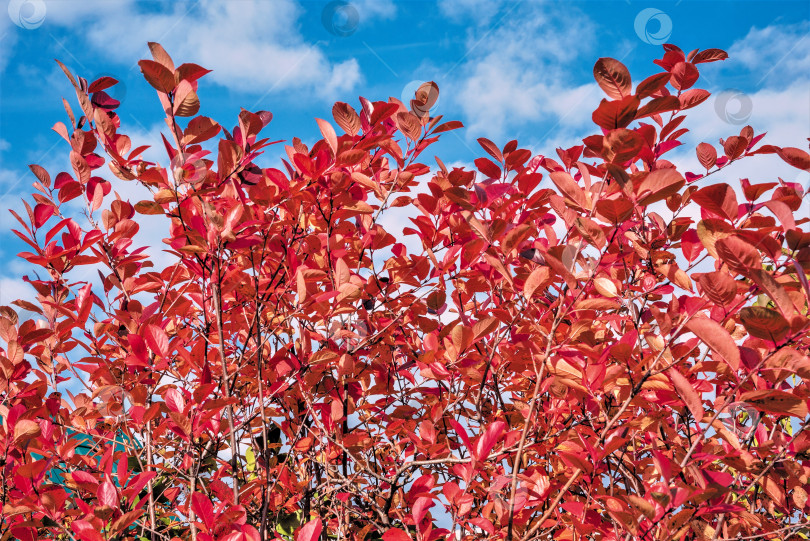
[2,41,810,540]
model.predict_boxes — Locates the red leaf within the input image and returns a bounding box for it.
[667,367,703,420]
[448,419,473,456]
[635,96,681,120]
[137,59,175,94]
[144,324,169,358]
[691,183,738,221]
[296,518,322,541]
[97,481,119,508]
[681,229,703,262]
[684,316,740,371]
[592,96,640,130]
[691,48,728,64]
[33,204,54,228]
[191,492,215,531]
[88,76,118,93]
[636,168,685,206]
[715,236,759,275]
[432,120,464,134]
[477,137,503,162]
[412,496,434,525]
[723,136,747,160]
[382,529,412,541]
[164,388,186,413]
[474,157,502,179]
[474,420,507,461]
[695,271,737,307]
[670,62,699,91]
[593,58,632,99]
[696,142,717,170]
[679,88,711,110]
[776,147,810,171]
[635,72,670,98]
[739,307,790,342]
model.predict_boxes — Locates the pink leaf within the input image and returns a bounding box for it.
[316,118,338,154]
[296,518,322,541]
[164,388,186,413]
[412,496,434,525]
[97,480,119,508]
[684,316,740,371]
[667,367,703,420]
[144,324,169,357]
[448,419,473,456]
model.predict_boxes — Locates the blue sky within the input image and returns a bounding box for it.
[0,0,808,303]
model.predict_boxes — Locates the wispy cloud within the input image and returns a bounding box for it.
[5,0,397,100]
[439,1,605,141]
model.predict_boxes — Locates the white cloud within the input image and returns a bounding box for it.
[352,0,396,20]
[437,0,505,24]
[442,2,606,141]
[0,16,16,74]
[725,21,810,86]
[3,0,400,100]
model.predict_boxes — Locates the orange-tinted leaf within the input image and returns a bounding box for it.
[715,236,759,275]
[740,389,807,417]
[685,316,740,370]
[550,171,588,209]
[604,129,643,164]
[173,80,199,117]
[183,116,221,145]
[596,198,634,224]
[316,118,338,153]
[739,306,789,342]
[695,271,737,307]
[636,168,685,206]
[524,267,550,299]
[748,269,797,320]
